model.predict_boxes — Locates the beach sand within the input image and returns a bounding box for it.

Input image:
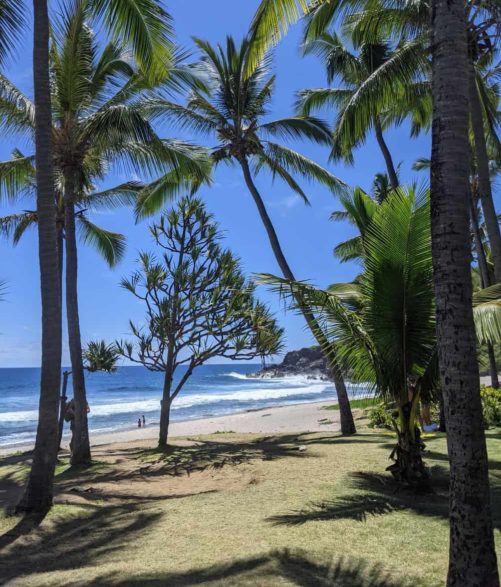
[0,400,341,456]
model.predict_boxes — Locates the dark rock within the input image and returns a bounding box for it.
[248,346,331,380]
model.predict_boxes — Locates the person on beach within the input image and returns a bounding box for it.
[142,415,146,427]
[64,398,90,453]
[138,417,142,428]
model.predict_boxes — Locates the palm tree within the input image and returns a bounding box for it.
[297,33,429,190]
[0,2,211,467]
[250,2,500,581]
[262,187,436,487]
[138,35,358,435]
[252,0,501,284]
[12,0,178,513]
[430,0,499,582]
[259,187,501,487]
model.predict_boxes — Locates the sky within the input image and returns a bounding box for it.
[0,0,440,367]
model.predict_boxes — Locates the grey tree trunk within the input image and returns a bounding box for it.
[159,373,172,447]
[17,0,62,514]
[431,0,499,584]
[240,157,356,435]
[64,170,91,466]
[469,64,501,284]
[374,117,399,190]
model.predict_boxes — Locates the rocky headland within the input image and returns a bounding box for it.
[248,346,330,380]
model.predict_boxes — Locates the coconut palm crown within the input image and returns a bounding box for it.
[136,35,346,217]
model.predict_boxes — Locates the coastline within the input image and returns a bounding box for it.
[0,398,341,456]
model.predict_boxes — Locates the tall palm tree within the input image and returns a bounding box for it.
[431,0,499,582]
[0,2,211,467]
[13,0,177,513]
[297,33,429,190]
[138,36,358,435]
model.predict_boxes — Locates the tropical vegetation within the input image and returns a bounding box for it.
[0,0,499,586]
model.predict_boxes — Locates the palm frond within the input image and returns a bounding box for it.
[0,211,37,243]
[247,0,312,76]
[263,141,347,195]
[0,150,35,202]
[333,235,363,262]
[83,181,144,210]
[296,87,352,116]
[134,171,195,220]
[473,284,501,344]
[88,0,174,77]
[260,115,332,145]
[0,74,35,136]
[78,216,126,266]
[0,1,26,65]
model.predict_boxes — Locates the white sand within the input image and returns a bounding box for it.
[0,400,341,456]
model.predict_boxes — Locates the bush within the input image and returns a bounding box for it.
[481,386,501,429]
[368,403,394,430]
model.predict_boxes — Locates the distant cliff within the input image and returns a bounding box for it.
[249,346,330,380]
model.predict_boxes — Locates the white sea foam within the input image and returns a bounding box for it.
[0,383,332,424]
[0,409,39,423]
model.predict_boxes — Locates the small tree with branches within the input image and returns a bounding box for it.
[117,197,283,446]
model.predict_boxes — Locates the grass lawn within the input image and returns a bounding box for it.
[322,398,377,410]
[0,419,500,586]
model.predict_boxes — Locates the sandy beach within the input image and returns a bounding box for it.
[0,399,341,456]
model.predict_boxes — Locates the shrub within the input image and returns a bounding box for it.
[367,403,394,430]
[481,386,501,429]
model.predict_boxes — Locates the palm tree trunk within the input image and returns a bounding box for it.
[469,63,501,284]
[431,1,499,584]
[374,116,399,191]
[240,157,356,435]
[17,0,62,514]
[470,188,499,389]
[64,169,91,466]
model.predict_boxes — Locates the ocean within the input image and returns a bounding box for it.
[0,364,367,448]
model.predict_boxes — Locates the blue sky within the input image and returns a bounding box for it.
[0,0,436,367]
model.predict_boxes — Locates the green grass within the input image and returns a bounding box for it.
[323,397,377,410]
[1,426,500,586]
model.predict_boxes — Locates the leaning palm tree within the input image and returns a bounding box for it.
[297,33,429,190]
[138,35,358,435]
[0,1,211,470]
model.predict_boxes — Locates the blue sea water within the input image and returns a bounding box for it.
[0,364,367,447]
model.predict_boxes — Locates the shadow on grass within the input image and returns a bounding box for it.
[0,510,47,551]
[269,464,501,531]
[0,501,162,583]
[73,549,428,587]
[267,468,450,526]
